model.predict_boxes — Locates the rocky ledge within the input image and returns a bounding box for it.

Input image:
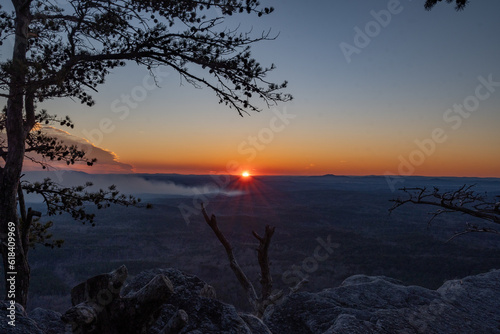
[1,269,499,333]
[264,270,500,334]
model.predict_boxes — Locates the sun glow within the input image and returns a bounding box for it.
[242,171,250,177]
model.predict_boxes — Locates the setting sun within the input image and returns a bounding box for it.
[242,171,250,177]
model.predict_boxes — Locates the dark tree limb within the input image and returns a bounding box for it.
[17,180,27,224]
[253,226,275,304]
[201,204,297,318]
[446,223,500,242]
[21,178,146,227]
[390,185,500,240]
[201,203,258,311]
[16,180,42,254]
[0,0,290,310]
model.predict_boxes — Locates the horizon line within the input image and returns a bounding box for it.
[22,170,500,179]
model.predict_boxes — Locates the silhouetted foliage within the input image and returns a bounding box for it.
[424,0,469,11]
[0,0,290,307]
[2,106,143,252]
[0,109,96,169]
[0,0,291,115]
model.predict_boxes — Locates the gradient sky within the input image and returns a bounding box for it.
[5,0,500,176]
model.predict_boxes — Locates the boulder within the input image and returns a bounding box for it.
[239,313,273,334]
[29,308,67,334]
[0,301,44,334]
[264,270,500,334]
[12,267,500,334]
[61,265,175,334]
[122,268,216,303]
[122,268,264,334]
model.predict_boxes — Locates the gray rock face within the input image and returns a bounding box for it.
[6,268,500,333]
[0,301,43,334]
[264,270,500,334]
[28,308,67,334]
[239,313,273,334]
[122,268,215,303]
[123,268,261,334]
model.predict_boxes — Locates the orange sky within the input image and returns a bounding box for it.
[24,119,499,178]
[16,1,500,178]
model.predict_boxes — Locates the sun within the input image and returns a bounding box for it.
[241,171,250,178]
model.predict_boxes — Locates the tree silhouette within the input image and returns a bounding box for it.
[201,204,306,318]
[0,107,146,306]
[0,0,290,308]
[390,185,500,241]
[424,0,469,11]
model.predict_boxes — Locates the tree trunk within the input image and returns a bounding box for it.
[0,0,32,308]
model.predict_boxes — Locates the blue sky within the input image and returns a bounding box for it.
[2,0,500,176]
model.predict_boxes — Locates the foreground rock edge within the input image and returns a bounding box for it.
[1,268,498,333]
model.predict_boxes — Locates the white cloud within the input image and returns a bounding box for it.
[20,126,134,173]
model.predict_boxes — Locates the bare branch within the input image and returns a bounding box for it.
[446,223,500,242]
[201,203,258,310]
[390,185,500,240]
[201,204,301,317]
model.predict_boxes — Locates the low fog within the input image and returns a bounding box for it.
[22,171,244,202]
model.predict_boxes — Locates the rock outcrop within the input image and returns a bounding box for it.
[122,268,264,333]
[264,269,500,334]
[3,268,500,333]
[29,308,66,334]
[62,265,175,334]
[0,301,44,334]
